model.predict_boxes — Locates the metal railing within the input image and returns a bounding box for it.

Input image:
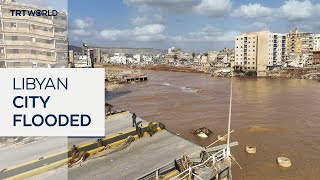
[138,161,176,180]
[169,148,228,180]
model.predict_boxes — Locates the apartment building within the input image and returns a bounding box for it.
[234,31,286,76]
[313,34,320,51]
[313,51,320,64]
[168,47,182,60]
[286,28,314,67]
[0,0,67,68]
[208,51,218,63]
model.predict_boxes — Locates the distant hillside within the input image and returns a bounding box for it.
[68,45,82,53]
[69,45,165,55]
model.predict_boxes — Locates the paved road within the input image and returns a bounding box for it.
[68,130,202,180]
[0,112,146,171]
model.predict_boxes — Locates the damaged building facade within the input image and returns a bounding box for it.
[286,28,314,67]
[0,0,67,68]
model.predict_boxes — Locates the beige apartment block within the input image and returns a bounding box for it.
[234,31,286,76]
[286,28,314,67]
[168,47,182,59]
[235,32,258,72]
[0,0,67,68]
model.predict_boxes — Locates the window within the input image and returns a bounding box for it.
[253,62,255,64]
[253,67,255,69]
[248,67,250,69]
[248,62,250,64]
[0,47,4,54]
[13,49,19,54]
[10,22,17,28]
[12,36,18,41]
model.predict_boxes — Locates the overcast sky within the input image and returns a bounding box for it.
[22,0,320,52]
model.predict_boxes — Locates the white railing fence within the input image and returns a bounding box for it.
[170,148,228,180]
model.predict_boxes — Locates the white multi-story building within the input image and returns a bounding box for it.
[168,47,182,60]
[109,53,126,64]
[0,0,67,68]
[313,34,320,51]
[133,54,142,63]
[208,51,218,63]
[234,31,286,76]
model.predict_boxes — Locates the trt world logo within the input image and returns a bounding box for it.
[10,9,58,16]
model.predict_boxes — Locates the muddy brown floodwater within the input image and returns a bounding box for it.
[106,70,320,180]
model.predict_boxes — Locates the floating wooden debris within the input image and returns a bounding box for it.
[192,127,212,138]
[217,135,227,142]
[245,146,256,154]
[197,132,208,138]
[277,157,291,167]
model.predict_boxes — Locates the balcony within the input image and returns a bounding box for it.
[29,29,54,37]
[54,31,67,37]
[31,54,55,61]
[6,53,30,59]
[56,44,67,50]
[31,42,55,49]
[3,27,54,37]
[4,40,55,50]
[5,41,31,46]
[3,27,30,33]
[53,19,67,26]
[6,53,55,61]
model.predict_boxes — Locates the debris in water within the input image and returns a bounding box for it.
[192,127,212,138]
[246,146,256,154]
[217,135,227,142]
[277,157,291,167]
